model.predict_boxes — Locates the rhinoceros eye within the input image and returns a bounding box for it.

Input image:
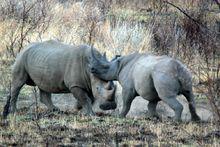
[96,87,101,93]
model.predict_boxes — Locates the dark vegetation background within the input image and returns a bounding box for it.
[0,0,220,146]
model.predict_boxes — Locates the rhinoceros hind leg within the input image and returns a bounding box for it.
[152,73,183,121]
[182,91,200,121]
[10,75,27,114]
[162,97,183,121]
[39,89,59,111]
[70,87,95,116]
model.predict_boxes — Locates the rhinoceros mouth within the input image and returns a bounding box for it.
[99,101,117,110]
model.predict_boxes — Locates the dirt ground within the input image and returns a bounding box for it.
[0,90,219,146]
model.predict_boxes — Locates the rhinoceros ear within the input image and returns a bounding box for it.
[111,55,121,62]
[91,46,98,62]
[103,52,107,60]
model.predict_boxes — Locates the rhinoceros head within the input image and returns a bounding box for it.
[90,74,117,110]
[88,48,117,110]
[89,48,121,81]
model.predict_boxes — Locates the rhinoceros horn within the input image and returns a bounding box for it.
[106,87,115,100]
[99,81,117,110]
[105,81,112,90]
[103,81,115,100]
[90,46,109,68]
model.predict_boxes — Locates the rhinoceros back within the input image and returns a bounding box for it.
[13,40,91,93]
[133,55,193,95]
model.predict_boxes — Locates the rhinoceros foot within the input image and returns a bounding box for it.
[191,115,201,122]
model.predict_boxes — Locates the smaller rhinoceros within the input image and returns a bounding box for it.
[89,51,200,121]
[3,40,116,118]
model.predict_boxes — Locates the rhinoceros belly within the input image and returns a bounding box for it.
[27,64,69,93]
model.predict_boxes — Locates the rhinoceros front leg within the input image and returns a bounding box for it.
[39,89,59,111]
[119,88,136,118]
[75,101,83,110]
[148,100,160,119]
[70,87,95,116]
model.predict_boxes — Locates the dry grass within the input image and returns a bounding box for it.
[0,107,219,146]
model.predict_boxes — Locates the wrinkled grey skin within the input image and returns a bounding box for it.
[3,40,116,118]
[90,52,200,121]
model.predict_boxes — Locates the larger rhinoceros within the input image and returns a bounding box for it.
[89,52,200,121]
[3,40,116,118]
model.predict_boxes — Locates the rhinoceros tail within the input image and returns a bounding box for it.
[176,60,193,91]
[2,95,11,119]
